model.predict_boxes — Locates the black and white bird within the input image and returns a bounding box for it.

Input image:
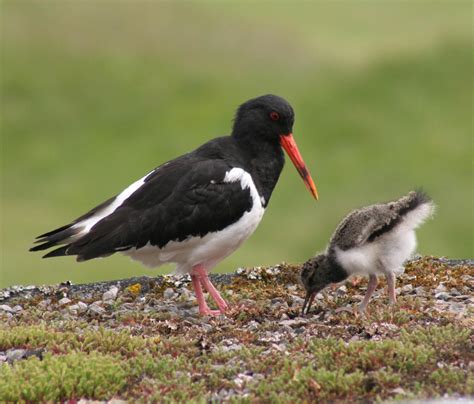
[300,191,435,314]
[31,94,318,316]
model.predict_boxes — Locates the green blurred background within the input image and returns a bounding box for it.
[1,1,472,288]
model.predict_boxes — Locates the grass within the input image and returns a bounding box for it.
[1,1,473,287]
[0,325,471,402]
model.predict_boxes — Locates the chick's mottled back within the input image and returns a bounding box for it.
[329,191,433,252]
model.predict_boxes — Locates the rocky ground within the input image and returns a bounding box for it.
[0,256,473,402]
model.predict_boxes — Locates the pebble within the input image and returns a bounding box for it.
[6,349,27,362]
[336,285,348,296]
[88,302,105,315]
[391,387,406,395]
[287,285,298,293]
[279,318,309,328]
[413,286,426,295]
[453,295,471,301]
[271,298,288,311]
[271,297,285,305]
[68,302,88,314]
[38,299,52,308]
[0,290,11,300]
[233,372,255,388]
[293,327,305,335]
[214,388,237,400]
[400,284,413,294]
[334,306,353,314]
[181,307,199,318]
[178,288,192,300]
[163,288,176,299]
[435,292,450,301]
[220,344,243,352]
[435,283,447,293]
[58,297,72,306]
[201,323,213,333]
[240,299,257,307]
[447,302,467,314]
[271,343,287,352]
[78,400,127,404]
[246,320,260,331]
[68,304,79,314]
[0,304,13,313]
[290,295,304,307]
[7,348,45,364]
[102,286,119,301]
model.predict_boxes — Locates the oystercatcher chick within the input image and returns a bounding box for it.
[300,191,435,314]
[30,94,318,316]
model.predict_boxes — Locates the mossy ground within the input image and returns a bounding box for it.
[0,257,473,402]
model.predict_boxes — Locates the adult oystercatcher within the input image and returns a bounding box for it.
[300,191,435,314]
[31,94,318,316]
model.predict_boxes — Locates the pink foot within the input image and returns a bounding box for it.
[191,264,228,314]
[200,309,222,316]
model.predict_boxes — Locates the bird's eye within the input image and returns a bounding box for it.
[270,111,280,121]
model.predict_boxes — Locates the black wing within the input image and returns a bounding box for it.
[31,156,254,261]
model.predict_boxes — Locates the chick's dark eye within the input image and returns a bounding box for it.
[270,111,280,121]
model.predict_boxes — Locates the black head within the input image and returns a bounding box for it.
[300,254,333,315]
[232,94,319,200]
[232,94,295,142]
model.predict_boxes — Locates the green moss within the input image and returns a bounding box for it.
[427,367,471,395]
[0,352,128,401]
[0,325,156,357]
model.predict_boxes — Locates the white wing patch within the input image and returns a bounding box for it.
[73,169,155,234]
[223,167,245,185]
[224,167,263,207]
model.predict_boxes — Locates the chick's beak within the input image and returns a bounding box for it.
[301,290,317,315]
[279,133,319,200]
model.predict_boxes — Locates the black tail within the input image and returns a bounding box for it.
[42,245,70,258]
[406,189,432,209]
[367,189,434,242]
[29,223,77,257]
[30,195,117,257]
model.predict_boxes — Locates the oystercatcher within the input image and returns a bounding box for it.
[31,94,318,316]
[300,191,435,314]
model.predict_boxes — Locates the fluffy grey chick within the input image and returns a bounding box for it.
[300,190,435,314]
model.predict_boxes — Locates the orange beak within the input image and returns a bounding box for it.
[279,133,319,200]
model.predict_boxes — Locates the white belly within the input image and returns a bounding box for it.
[123,167,265,274]
[123,204,264,273]
[335,229,417,276]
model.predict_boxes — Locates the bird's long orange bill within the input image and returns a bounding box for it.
[280,133,319,200]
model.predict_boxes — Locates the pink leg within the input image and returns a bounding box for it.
[359,274,378,313]
[385,273,397,305]
[191,275,220,316]
[192,265,228,314]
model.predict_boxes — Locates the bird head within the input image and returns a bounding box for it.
[300,254,332,314]
[232,94,318,200]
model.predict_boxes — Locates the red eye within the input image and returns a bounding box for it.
[270,111,280,121]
